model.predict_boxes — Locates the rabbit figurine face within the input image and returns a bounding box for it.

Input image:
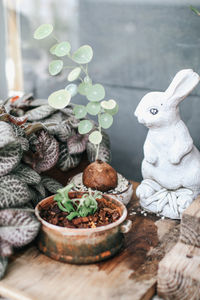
[135,69,200,219]
[134,92,179,128]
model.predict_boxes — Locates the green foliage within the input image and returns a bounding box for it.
[33,24,119,160]
[89,131,102,145]
[190,5,200,16]
[86,84,105,102]
[78,82,92,96]
[101,99,119,115]
[49,60,63,76]
[72,45,93,64]
[78,120,93,134]
[48,90,71,109]
[67,67,81,81]
[73,105,87,119]
[54,42,71,57]
[50,43,58,55]
[86,102,101,116]
[65,84,78,97]
[54,184,102,220]
[33,24,53,40]
[99,113,113,129]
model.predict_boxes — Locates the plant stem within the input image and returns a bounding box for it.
[52,35,59,43]
[95,113,102,160]
[95,144,99,161]
[80,64,90,79]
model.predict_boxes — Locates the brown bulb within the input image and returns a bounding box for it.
[83,160,118,192]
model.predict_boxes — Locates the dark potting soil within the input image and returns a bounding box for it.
[40,198,121,229]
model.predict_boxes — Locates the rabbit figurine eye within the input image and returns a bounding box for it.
[150,108,158,115]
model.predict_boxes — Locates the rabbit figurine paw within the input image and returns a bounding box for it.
[136,179,160,199]
[137,180,194,219]
[135,69,200,219]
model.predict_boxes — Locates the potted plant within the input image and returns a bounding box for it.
[33,24,133,203]
[32,24,133,262]
[35,183,132,263]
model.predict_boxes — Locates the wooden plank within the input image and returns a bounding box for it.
[5,0,24,93]
[0,182,179,300]
[180,196,200,247]
[158,241,200,300]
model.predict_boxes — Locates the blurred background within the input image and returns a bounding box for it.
[1,0,200,181]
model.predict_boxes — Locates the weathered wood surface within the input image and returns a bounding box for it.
[0,182,180,300]
[180,196,200,247]
[158,241,200,300]
[158,195,200,300]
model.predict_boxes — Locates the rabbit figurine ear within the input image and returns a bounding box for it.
[165,69,199,107]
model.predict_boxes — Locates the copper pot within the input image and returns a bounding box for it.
[35,193,132,264]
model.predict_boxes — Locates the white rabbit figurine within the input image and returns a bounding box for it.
[135,69,200,219]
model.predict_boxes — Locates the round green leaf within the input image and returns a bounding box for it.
[49,60,63,75]
[50,43,58,55]
[101,99,116,110]
[87,84,105,102]
[73,105,87,119]
[55,41,71,57]
[107,103,119,115]
[99,113,113,129]
[48,89,71,109]
[86,102,101,115]
[65,84,77,97]
[34,24,53,40]
[78,82,92,96]
[67,67,81,82]
[101,99,119,115]
[89,131,102,145]
[78,120,93,134]
[72,45,93,64]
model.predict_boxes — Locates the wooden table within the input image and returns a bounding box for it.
[0,182,180,300]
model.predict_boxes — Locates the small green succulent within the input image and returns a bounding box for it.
[33,24,118,160]
[54,183,102,220]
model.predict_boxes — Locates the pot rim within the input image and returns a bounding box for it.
[35,193,128,234]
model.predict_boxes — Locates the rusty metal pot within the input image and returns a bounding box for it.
[35,193,132,264]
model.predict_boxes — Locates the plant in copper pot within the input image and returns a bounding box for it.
[35,182,132,263]
[33,24,133,205]
[33,24,133,264]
